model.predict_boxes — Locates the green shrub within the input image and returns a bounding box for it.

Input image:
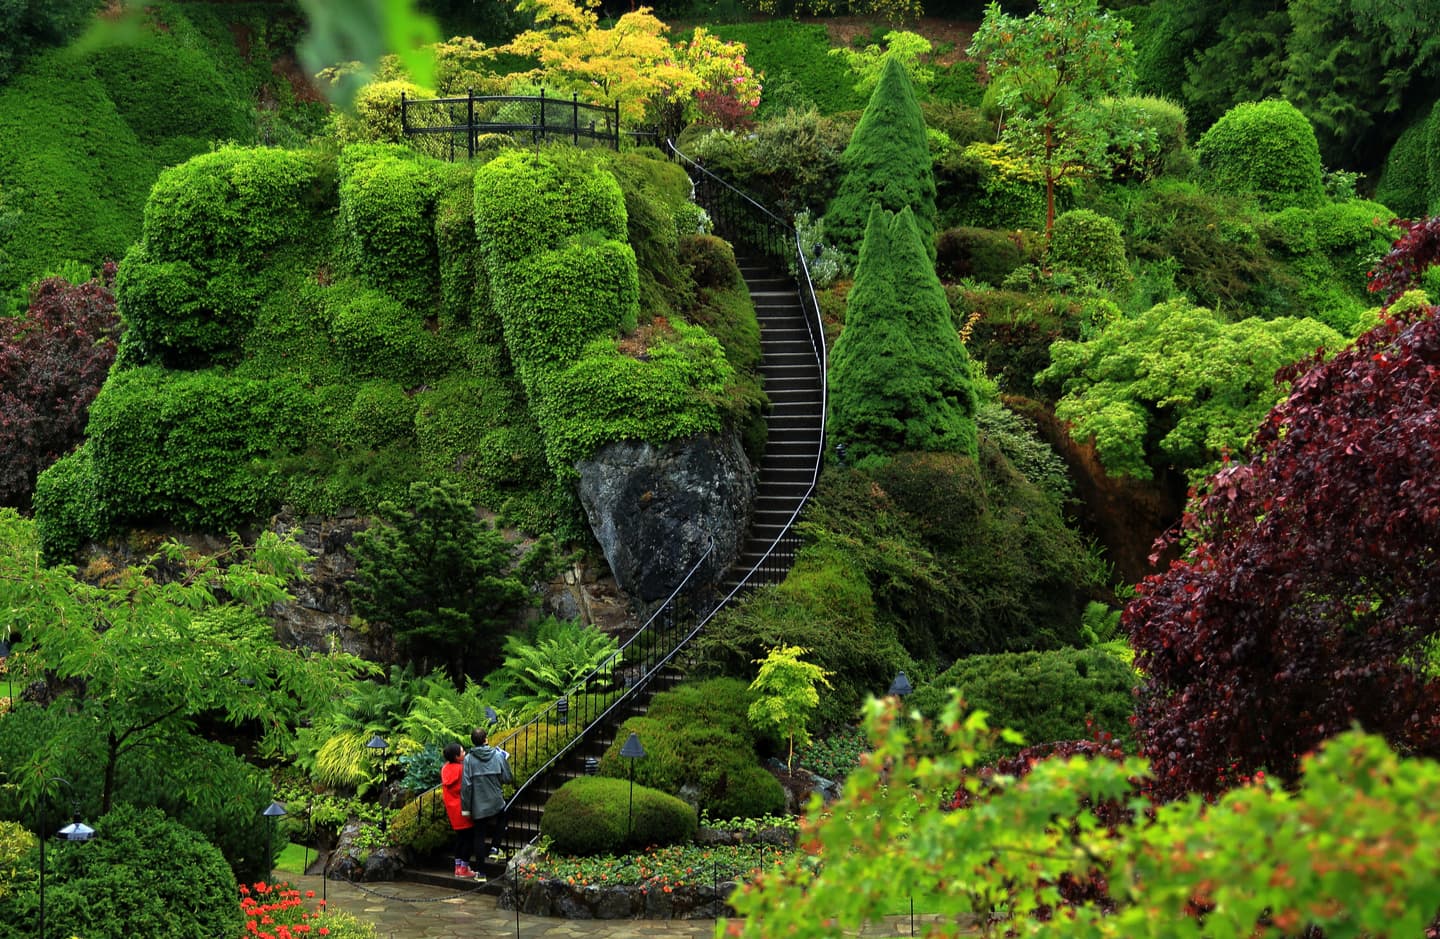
[744,108,855,214]
[1101,95,1187,181]
[114,246,258,367]
[602,150,693,317]
[921,101,994,150]
[31,446,106,564]
[338,144,444,310]
[910,647,1138,756]
[0,820,35,903]
[83,27,252,166]
[81,366,314,532]
[829,206,978,464]
[337,79,430,144]
[434,166,491,332]
[1048,209,1130,288]
[0,804,241,939]
[680,234,742,292]
[142,145,325,264]
[936,227,1032,286]
[1196,99,1325,210]
[326,280,447,385]
[342,381,417,450]
[937,142,1055,231]
[473,148,629,269]
[643,678,763,745]
[532,324,733,473]
[388,788,453,858]
[413,373,548,499]
[825,56,937,262]
[541,776,697,856]
[947,287,1080,397]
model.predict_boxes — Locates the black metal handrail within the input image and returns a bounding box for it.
[401,89,622,158]
[496,142,828,852]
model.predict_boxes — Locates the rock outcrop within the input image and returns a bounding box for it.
[575,432,754,607]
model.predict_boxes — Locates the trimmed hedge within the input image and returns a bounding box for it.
[31,446,105,564]
[1196,99,1326,210]
[326,279,447,385]
[338,144,445,310]
[1374,102,1437,221]
[541,776,697,856]
[936,227,1034,286]
[81,366,314,531]
[389,788,453,859]
[473,149,629,268]
[910,647,1138,756]
[114,246,258,367]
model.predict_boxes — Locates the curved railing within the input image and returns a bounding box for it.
[498,144,827,851]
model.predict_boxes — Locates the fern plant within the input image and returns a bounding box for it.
[493,617,620,712]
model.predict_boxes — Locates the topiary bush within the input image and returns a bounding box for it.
[473,148,629,269]
[326,280,447,385]
[343,380,418,450]
[338,144,445,310]
[31,446,105,563]
[1195,99,1326,210]
[909,647,1138,757]
[0,804,241,939]
[434,165,491,333]
[114,247,258,367]
[937,142,1054,231]
[80,366,314,531]
[541,776,697,856]
[1101,94,1188,181]
[1048,209,1130,289]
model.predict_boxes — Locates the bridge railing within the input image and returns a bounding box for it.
[401,90,621,157]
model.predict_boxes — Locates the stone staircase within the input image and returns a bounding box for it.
[723,253,826,592]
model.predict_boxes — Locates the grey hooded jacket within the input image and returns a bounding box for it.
[460,744,513,819]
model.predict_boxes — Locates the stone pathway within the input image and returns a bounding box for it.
[290,874,956,939]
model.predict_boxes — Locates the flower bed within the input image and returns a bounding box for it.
[498,834,796,919]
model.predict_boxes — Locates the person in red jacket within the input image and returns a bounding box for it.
[440,742,476,878]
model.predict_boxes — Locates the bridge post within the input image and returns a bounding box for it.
[537,88,546,145]
[400,91,407,135]
[573,93,579,145]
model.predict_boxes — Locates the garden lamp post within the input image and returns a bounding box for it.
[888,671,913,698]
[556,695,569,726]
[38,776,94,939]
[262,801,287,880]
[484,706,498,726]
[584,757,599,776]
[365,734,390,830]
[620,732,646,839]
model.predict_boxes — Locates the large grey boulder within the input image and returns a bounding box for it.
[576,432,754,605]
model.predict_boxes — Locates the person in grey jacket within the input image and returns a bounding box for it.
[460,726,514,874]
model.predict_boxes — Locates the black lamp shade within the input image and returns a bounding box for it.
[888,671,913,697]
[262,801,288,818]
[620,732,646,760]
[0,640,10,658]
[484,706,498,725]
[365,734,389,752]
[584,757,600,775]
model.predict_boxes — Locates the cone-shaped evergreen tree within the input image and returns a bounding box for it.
[827,204,978,464]
[824,54,937,262]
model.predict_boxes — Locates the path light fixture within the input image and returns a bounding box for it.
[262,801,287,880]
[620,732,646,839]
[365,734,390,830]
[584,757,599,776]
[888,671,913,698]
[556,696,569,726]
[38,777,93,939]
[484,706,498,726]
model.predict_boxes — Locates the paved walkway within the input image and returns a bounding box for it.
[290,874,943,939]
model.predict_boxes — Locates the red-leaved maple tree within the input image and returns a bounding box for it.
[1125,217,1440,800]
[0,263,120,508]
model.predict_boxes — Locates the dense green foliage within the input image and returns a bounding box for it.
[705,21,864,117]
[825,55,937,262]
[828,206,978,464]
[1038,299,1344,482]
[348,480,544,679]
[910,647,1137,755]
[600,679,786,820]
[1195,99,1326,210]
[1047,209,1130,289]
[0,804,241,939]
[540,776,698,856]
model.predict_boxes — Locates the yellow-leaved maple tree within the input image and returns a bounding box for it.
[503,0,700,123]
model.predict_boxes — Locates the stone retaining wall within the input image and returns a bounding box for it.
[498,876,739,919]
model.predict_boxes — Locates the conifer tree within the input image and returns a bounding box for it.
[824,54,937,262]
[827,205,978,464]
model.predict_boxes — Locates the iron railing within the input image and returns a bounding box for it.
[495,142,828,852]
[401,90,621,158]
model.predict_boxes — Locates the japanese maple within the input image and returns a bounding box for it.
[1125,217,1440,799]
[0,264,120,508]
